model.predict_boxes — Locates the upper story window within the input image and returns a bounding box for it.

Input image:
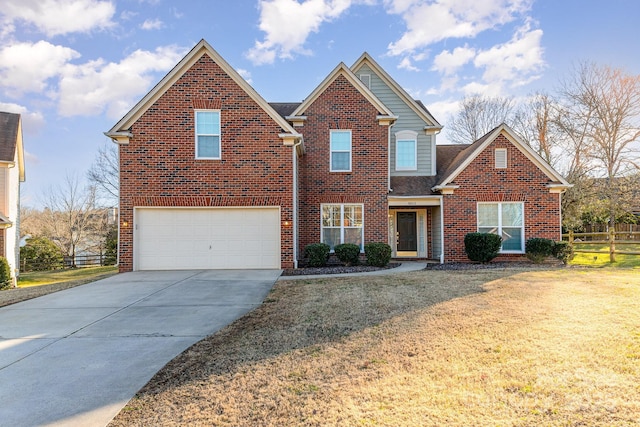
[477,202,524,253]
[395,130,418,171]
[495,148,507,169]
[195,110,221,159]
[330,130,352,172]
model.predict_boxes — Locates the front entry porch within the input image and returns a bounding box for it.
[388,196,443,262]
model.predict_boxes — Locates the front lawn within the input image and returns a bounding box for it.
[109,268,640,426]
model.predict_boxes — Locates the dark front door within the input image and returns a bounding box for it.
[397,212,417,252]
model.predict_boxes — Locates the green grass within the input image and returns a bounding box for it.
[570,242,640,268]
[18,266,118,287]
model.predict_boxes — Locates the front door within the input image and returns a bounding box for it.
[397,212,417,256]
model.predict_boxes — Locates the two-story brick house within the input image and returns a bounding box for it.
[106,40,570,271]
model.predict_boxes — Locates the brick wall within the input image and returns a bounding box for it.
[119,54,294,271]
[442,133,562,262]
[296,74,389,259]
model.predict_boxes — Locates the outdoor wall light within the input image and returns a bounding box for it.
[122,221,129,227]
[283,220,291,226]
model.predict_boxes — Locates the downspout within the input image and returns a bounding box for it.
[440,198,445,264]
[292,139,303,269]
[388,122,394,192]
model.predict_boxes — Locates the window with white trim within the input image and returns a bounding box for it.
[495,148,507,168]
[478,202,524,252]
[195,110,221,159]
[321,204,363,250]
[330,130,351,172]
[395,130,418,170]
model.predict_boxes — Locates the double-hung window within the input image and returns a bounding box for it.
[195,110,221,159]
[330,130,351,172]
[478,202,524,252]
[395,130,418,171]
[321,204,363,251]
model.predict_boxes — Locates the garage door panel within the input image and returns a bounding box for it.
[135,208,280,270]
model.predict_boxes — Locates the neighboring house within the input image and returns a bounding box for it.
[0,112,26,283]
[106,40,571,272]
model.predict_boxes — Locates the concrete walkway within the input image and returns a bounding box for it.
[278,261,427,280]
[0,269,281,427]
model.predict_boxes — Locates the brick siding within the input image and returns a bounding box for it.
[296,74,389,260]
[442,134,562,262]
[118,54,294,271]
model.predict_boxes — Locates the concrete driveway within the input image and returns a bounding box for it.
[0,269,281,427]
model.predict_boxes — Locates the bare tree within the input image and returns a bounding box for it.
[560,62,640,260]
[41,174,99,266]
[87,141,119,206]
[512,92,564,167]
[446,95,517,144]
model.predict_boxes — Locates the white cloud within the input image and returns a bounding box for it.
[246,0,354,65]
[432,45,476,75]
[398,57,419,71]
[0,0,116,37]
[141,18,164,30]
[237,69,253,85]
[473,22,544,88]
[385,0,533,56]
[0,41,80,95]
[0,102,46,134]
[57,45,187,119]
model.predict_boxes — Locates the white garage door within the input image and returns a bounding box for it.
[135,208,281,270]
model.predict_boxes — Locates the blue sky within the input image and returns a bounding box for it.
[1,0,639,207]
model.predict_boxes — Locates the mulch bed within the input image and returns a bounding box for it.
[281,262,401,276]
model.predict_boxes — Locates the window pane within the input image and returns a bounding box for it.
[478,204,499,227]
[322,228,341,250]
[502,203,523,226]
[396,139,416,169]
[331,131,351,151]
[344,227,363,249]
[196,111,219,134]
[197,135,220,158]
[322,205,341,227]
[331,152,350,171]
[502,227,522,251]
[344,205,362,227]
[478,227,498,235]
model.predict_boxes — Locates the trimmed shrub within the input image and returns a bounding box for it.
[525,238,555,263]
[552,241,574,265]
[464,232,502,263]
[0,257,11,290]
[20,237,64,271]
[334,243,360,266]
[364,242,392,267]
[304,243,330,267]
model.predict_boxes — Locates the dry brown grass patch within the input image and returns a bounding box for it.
[110,268,640,426]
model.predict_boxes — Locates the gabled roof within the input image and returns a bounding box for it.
[351,53,442,129]
[433,123,571,192]
[289,62,396,121]
[106,39,300,143]
[0,111,25,181]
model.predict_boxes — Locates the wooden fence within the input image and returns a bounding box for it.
[21,254,115,272]
[562,230,640,259]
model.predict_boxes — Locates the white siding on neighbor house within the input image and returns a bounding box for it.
[355,63,435,176]
[5,163,21,279]
[0,169,6,216]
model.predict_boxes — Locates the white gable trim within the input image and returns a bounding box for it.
[105,39,299,143]
[351,53,442,129]
[290,62,395,123]
[437,124,571,189]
